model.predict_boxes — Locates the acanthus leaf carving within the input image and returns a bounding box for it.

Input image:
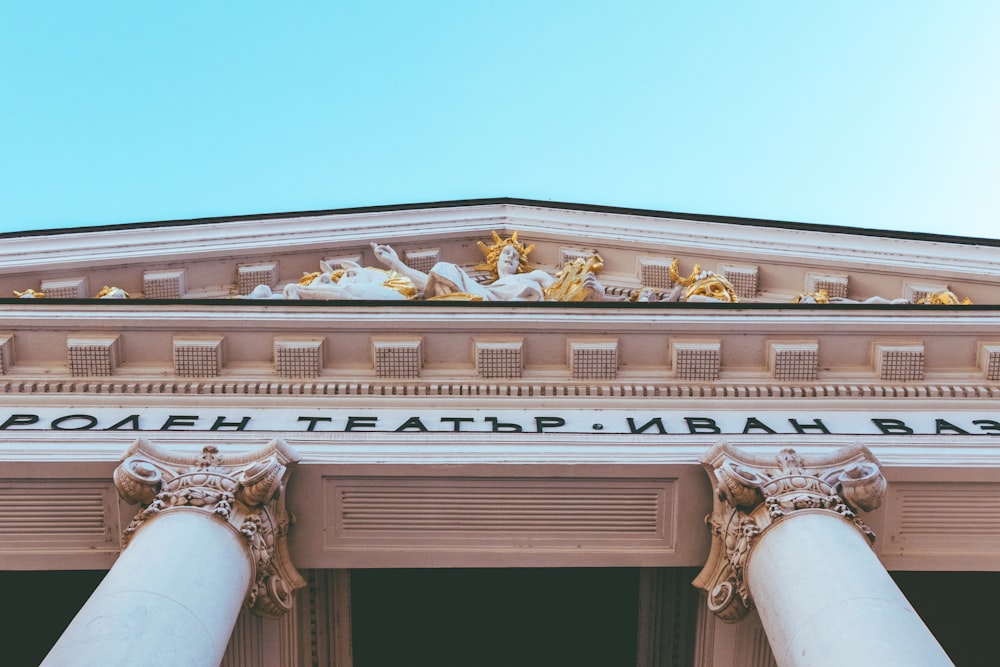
[114,438,303,618]
[693,442,886,623]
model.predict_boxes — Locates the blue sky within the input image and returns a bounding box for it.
[2,2,998,237]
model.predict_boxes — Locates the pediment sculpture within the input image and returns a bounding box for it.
[7,231,977,305]
[633,260,739,303]
[793,289,971,305]
[13,286,130,299]
[246,231,607,302]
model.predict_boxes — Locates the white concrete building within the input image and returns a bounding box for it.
[1,199,997,665]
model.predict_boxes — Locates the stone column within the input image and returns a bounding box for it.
[693,443,952,667]
[42,438,303,667]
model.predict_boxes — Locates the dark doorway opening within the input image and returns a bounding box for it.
[892,570,1000,667]
[351,568,640,667]
[0,569,107,667]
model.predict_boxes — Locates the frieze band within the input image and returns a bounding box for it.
[4,409,1000,435]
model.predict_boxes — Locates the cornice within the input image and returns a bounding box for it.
[0,205,512,272]
[3,300,1000,324]
[1,201,997,281]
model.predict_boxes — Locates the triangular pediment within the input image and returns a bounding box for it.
[2,199,1000,398]
[1,198,997,304]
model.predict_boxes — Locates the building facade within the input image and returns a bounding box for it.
[1,199,997,665]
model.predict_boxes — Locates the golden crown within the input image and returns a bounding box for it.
[474,231,535,279]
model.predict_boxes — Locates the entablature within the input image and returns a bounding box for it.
[1,303,1000,393]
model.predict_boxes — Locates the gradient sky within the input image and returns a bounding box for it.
[2,2,998,238]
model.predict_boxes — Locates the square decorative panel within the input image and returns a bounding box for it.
[672,341,720,381]
[903,282,948,304]
[0,335,12,374]
[274,338,325,378]
[638,258,674,289]
[41,277,89,299]
[372,339,422,378]
[173,337,225,377]
[719,264,758,299]
[67,335,121,376]
[876,343,925,381]
[769,342,819,381]
[806,273,849,299]
[475,340,523,379]
[238,263,278,295]
[143,269,187,299]
[569,340,618,379]
[403,249,441,274]
[979,344,1000,381]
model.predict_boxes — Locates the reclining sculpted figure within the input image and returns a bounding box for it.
[371,231,605,302]
[243,231,604,302]
[283,261,415,300]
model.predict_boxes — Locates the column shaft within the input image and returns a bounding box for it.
[42,510,252,667]
[747,511,951,667]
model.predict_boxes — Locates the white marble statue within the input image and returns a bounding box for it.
[370,232,605,302]
[283,261,414,300]
[242,232,603,302]
[793,290,909,304]
[242,261,415,300]
[96,286,129,299]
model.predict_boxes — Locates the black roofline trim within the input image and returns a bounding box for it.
[2,197,997,247]
[1,298,999,312]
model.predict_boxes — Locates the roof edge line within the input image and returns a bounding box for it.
[2,197,996,248]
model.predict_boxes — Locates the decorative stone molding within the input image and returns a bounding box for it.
[403,248,441,274]
[115,438,304,618]
[875,342,925,381]
[372,338,422,378]
[718,264,758,299]
[805,272,849,299]
[978,343,1000,381]
[238,263,278,295]
[67,334,121,376]
[767,341,818,381]
[672,341,721,381]
[637,257,675,289]
[143,269,187,299]
[173,336,226,377]
[568,339,618,379]
[0,335,12,374]
[41,277,89,299]
[474,339,523,379]
[4,378,1000,399]
[274,337,325,378]
[903,281,949,304]
[693,442,886,623]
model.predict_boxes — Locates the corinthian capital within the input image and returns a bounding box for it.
[114,438,304,618]
[693,443,886,622]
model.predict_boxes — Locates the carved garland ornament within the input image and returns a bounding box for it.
[693,442,886,622]
[114,438,304,618]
